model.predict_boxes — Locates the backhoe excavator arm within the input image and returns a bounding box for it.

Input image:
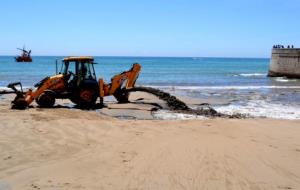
[98,63,141,102]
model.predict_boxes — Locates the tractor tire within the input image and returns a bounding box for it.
[76,87,98,109]
[36,91,55,108]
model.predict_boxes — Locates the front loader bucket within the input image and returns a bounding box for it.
[11,93,28,110]
[7,82,28,110]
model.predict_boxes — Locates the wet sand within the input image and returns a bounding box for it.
[0,93,300,190]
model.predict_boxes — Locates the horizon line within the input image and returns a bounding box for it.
[0,55,269,59]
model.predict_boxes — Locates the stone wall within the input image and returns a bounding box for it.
[268,48,300,78]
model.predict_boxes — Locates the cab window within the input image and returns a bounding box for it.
[78,61,96,80]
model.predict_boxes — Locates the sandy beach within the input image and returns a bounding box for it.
[1,0,300,189]
[0,93,299,190]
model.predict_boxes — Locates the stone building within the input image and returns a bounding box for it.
[268,47,300,78]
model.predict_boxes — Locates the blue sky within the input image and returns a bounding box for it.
[1,0,299,57]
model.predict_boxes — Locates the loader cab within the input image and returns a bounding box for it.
[60,57,100,108]
[61,57,97,87]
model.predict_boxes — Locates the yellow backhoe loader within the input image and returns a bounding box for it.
[7,56,141,109]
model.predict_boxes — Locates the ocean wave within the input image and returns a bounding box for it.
[0,87,11,91]
[192,57,201,60]
[146,85,300,90]
[154,100,300,120]
[275,77,298,82]
[153,110,207,120]
[237,73,267,77]
[0,86,31,91]
[2,83,300,91]
[215,100,300,120]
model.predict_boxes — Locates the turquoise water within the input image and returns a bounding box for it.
[1,56,300,119]
[0,56,272,87]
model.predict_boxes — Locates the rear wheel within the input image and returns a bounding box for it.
[75,87,98,109]
[36,91,55,108]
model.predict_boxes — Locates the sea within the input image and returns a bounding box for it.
[1,56,300,120]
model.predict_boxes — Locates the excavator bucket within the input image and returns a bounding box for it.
[7,82,28,109]
[11,94,28,109]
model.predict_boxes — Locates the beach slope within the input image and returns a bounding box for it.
[0,95,300,190]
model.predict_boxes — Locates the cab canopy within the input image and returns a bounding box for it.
[63,56,94,63]
[61,56,97,80]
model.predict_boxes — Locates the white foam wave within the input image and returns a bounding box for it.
[275,77,298,82]
[238,73,267,77]
[153,110,207,120]
[0,86,31,91]
[0,87,11,91]
[215,100,300,120]
[2,85,300,91]
[147,85,300,90]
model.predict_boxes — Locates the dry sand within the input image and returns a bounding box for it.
[0,93,300,190]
